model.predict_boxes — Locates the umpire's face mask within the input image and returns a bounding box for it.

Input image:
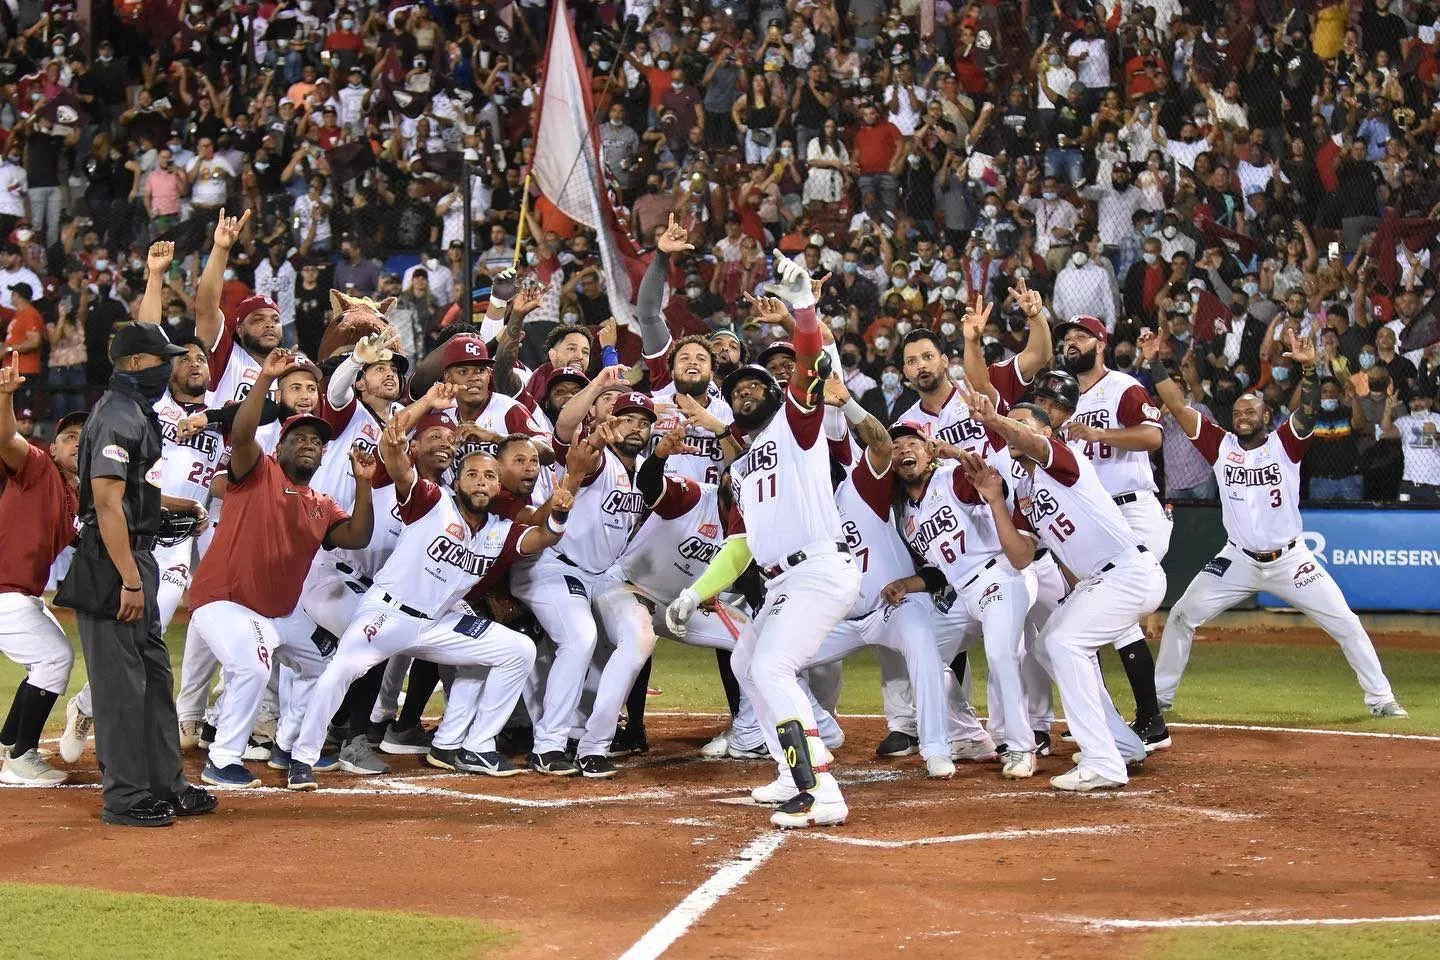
[113,359,174,402]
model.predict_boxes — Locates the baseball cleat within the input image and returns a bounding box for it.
[178,719,204,751]
[875,731,919,758]
[241,738,273,762]
[1371,701,1409,718]
[266,745,292,771]
[770,791,848,828]
[287,762,318,791]
[59,697,93,763]
[198,722,217,750]
[454,750,525,777]
[528,751,579,776]
[380,723,433,756]
[699,732,731,759]
[725,742,770,761]
[950,734,998,763]
[925,755,957,779]
[750,775,801,805]
[1130,715,1172,752]
[338,736,390,775]
[0,749,67,786]
[1049,766,1125,793]
[577,754,619,779]
[1033,730,1053,757]
[609,724,649,757]
[1000,750,1038,779]
[1073,751,1146,770]
[200,761,261,789]
[425,747,459,771]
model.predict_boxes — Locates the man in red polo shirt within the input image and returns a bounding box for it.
[852,102,903,212]
[187,349,376,788]
[0,353,85,785]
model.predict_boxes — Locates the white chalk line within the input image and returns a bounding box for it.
[1055,913,1440,930]
[617,832,789,960]
[800,824,1121,849]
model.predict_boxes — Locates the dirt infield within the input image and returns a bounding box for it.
[4,714,1439,960]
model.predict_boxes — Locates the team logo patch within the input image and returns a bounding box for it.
[454,614,494,639]
[102,443,130,464]
[257,644,270,669]
[563,575,588,598]
[978,581,1001,609]
[1226,451,1246,465]
[1295,562,1315,577]
[446,522,466,540]
[362,613,388,643]
[310,626,338,658]
[1293,562,1322,588]
[1201,556,1232,578]
[698,521,719,539]
[1142,403,1161,421]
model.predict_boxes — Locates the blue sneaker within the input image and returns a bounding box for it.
[200,761,260,788]
[314,753,341,772]
[266,745,292,771]
[287,762,318,791]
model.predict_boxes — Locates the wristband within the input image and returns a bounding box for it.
[546,516,567,535]
[841,397,867,425]
[550,508,570,525]
[917,567,948,593]
[1148,357,1170,380]
[122,584,143,592]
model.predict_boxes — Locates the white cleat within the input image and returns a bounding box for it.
[700,733,731,759]
[1371,701,1409,718]
[0,749,67,786]
[770,791,848,829]
[950,734,998,763]
[1049,766,1125,793]
[925,755,957,779]
[1000,750,1038,779]
[750,775,800,805]
[178,719,204,751]
[59,697,92,764]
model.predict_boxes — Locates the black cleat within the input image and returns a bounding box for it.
[1034,730,1053,757]
[609,724,649,757]
[875,731,919,758]
[1131,715,1172,753]
[528,751,579,776]
[165,785,219,817]
[577,754,618,779]
[102,797,176,828]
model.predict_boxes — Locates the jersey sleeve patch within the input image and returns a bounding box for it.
[1117,383,1163,428]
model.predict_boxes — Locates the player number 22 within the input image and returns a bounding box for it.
[186,462,217,487]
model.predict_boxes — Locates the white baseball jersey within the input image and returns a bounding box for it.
[442,391,548,470]
[331,478,403,579]
[726,389,842,568]
[836,456,915,617]
[206,322,268,404]
[1001,437,1139,579]
[553,443,646,574]
[1068,369,1161,495]
[154,390,225,503]
[314,398,400,510]
[1187,415,1308,553]
[620,476,725,602]
[895,383,993,456]
[898,461,1006,588]
[648,387,734,484]
[374,478,532,618]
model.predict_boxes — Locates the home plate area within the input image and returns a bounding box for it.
[7,714,1440,959]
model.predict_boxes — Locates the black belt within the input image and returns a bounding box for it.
[1237,539,1295,564]
[961,556,1000,590]
[1034,547,1051,562]
[1112,492,1141,506]
[380,592,429,619]
[762,541,850,579]
[1099,544,1148,573]
[335,561,374,588]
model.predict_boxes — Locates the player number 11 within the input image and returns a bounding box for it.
[755,472,778,502]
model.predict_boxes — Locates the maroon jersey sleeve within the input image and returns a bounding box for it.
[653,474,703,519]
[397,477,445,523]
[1277,416,1312,461]
[782,390,824,449]
[207,319,237,388]
[850,455,894,519]
[828,435,854,466]
[1040,439,1082,486]
[490,489,525,520]
[644,338,675,390]
[6,443,52,489]
[725,502,747,536]
[1116,384,1163,429]
[988,356,1030,408]
[320,395,358,430]
[1012,503,1036,533]
[503,402,542,436]
[1186,416,1227,465]
[948,464,985,504]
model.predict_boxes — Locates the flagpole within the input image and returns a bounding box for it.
[511,173,533,270]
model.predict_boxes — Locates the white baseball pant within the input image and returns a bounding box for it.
[1156,543,1397,709]
[154,537,195,636]
[190,601,325,769]
[730,551,861,781]
[509,555,621,755]
[291,594,536,764]
[1021,551,1065,731]
[1109,491,1172,651]
[0,593,74,695]
[934,561,1038,754]
[1041,548,1164,783]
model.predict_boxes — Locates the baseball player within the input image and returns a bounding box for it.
[187,349,376,788]
[1141,331,1407,717]
[666,256,862,829]
[436,335,549,465]
[884,423,1041,779]
[287,423,580,786]
[1029,314,1171,751]
[195,209,282,406]
[968,390,1161,792]
[0,354,85,785]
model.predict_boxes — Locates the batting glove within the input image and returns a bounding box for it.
[766,249,816,309]
[665,588,700,638]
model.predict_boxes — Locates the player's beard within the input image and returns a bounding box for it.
[616,432,649,457]
[457,488,492,515]
[732,394,779,431]
[714,358,739,378]
[914,366,943,392]
[673,374,710,398]
[238,329,276,358]
[1060,345,1098,376]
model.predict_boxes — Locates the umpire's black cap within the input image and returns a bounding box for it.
[110,323,188,362]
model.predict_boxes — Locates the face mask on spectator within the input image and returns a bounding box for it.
[298,0,312,10]
[907,154,921,167]
[526,251,539,266]
[97,52,112,62]
[982,204,998,218]
[842,261,857,274]
[809,233,824,247]
[657,60,670,70]
[859,77,871,89]
[948,363,964,380]
[1320,397,1340,412]
[1163,224,1178,239]
[1042,190,1057,201]
[891,276,907,289]
[52,43,66,56]
[1142,251,1158,264]
[16,229,31,243]
[770,324,787,340]
[830,316,847,331]
[1273,366,1290,382]
[223,268,235,281]
[896,320,913,336]
[882,371,902,389]
[1359,351,1376,369]
[342,17,354,29]
[874,336,891,352]
[969,247,984,261]
[1137,110,1151,124]
[1235,370,1251,388]
[1242,280,1259,296]
[686,285,703,298]
[940,286,957,300]
[1071,251,1088,268]
[1048,54,1061,67]
[940,321,957,337]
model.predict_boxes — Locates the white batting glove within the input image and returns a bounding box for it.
[766,249,816,309]
[665,588,700,638]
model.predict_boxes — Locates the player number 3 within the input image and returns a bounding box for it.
[1269,488,1282,508]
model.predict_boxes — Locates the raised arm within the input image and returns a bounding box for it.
[1010,277,1052,380]
[554,365,624,443]
[765,250,822,398]
[1138,329,1200,436]
[137,241,174,324]
[961,451,1034,570]
[964,384,1051,462]
[825,375,891,471]
[0,354,30,472]
[960,293,998,403]
[640,214,692,357]
[229,349,292,480]
[324,447,376,550]
[196,208,251,347]
[1283,329,1320,437]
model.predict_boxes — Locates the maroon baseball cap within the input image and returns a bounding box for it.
[1053,314,1108,343]
[442,335,492,368]
[612,391,657,421]
[16,406,33,420]
[279,413,334,443]
[412,412,455,436]
[233,295,282,325]
[545,366,591,393]
[758,341,796,368]
[888,421,927,442]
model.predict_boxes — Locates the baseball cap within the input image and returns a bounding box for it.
[442,335,491,368]
[233,295,282,325]
[55,411,87,435]
[612,391,657,421]
[888,421,927,442]
[279,413,334,443]
[279,355,325,385]
[16,406,33,419]
[1052,314,1108,343]
[412,412,455,435]
[8,281,32,300]
[545,366,591,393]
[757,341,796,367]
[110,323,189,361]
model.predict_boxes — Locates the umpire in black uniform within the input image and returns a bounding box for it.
[59,323,217,827]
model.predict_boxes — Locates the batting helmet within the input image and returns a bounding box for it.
[1032,369,1080,410]
[721,364,782,407]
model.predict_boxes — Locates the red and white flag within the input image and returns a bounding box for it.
[532,0,648,329]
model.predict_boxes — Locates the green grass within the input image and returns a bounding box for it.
[1141,923,1440,960]
[0,883,508,960]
